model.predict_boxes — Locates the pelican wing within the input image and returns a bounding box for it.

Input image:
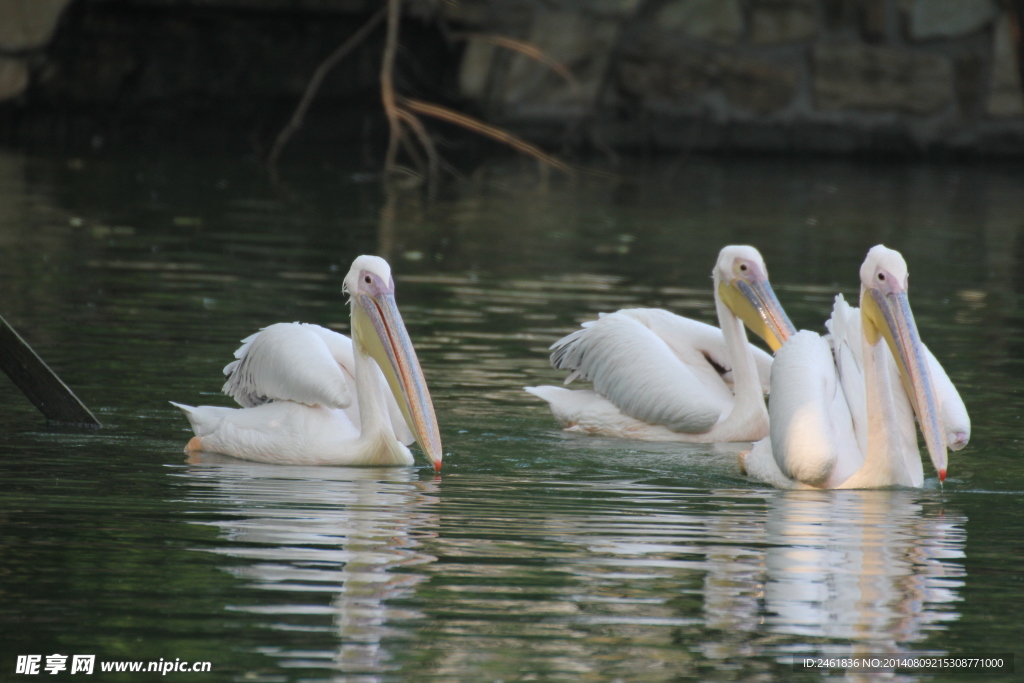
[826,295,970,452]
[769,330,861,487]
[222,323,355,409]
[826,295,867,457]
[599,309,772,393]
[221,323,416,446]
[924,345,970,450]
[550,309,770,433]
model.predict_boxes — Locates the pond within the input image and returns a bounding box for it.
[0,150,1021,681]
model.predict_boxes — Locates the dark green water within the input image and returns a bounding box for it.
[1,151,1022,681]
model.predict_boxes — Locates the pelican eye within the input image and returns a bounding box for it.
[739,264,748,272]
[365,275,372,284]
[878,273,885,281]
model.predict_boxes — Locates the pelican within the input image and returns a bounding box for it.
[525,246,796,442]
[740,245,970,489]
[172,255,443,471]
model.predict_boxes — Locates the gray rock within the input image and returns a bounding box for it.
[617,47,716,108]
[655,0,743,45]
[0,0,73,52]
[0,57,28,101]
[460,10,619,114]
[813,43,953,114]
[907,0,997,40]
[954,51,985,116]
[579,0,644,18]
[617,42,797,115]
[720,56,798,114]
[751,0,817,45]
[860,0,888,42]
[986,13,1024,117]
[505,11,618,109]
[110,1,377,10]
[458,37,496,102]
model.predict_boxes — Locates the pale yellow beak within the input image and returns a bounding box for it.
[353,275,443,472]
[862,284,947,482]
[718,266,796,352]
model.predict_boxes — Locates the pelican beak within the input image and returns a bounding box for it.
[718,262,796,352]
[862,280,947,482]
[352,271,443,471]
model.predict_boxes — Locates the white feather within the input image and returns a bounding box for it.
[551,310,730,432]
[528,308,774,443]
[527,246,791,444]
[172,401,412,467]
[826,294,970,453]
[765,330,861,487]
[219,322,413,445]
[222,323,354,409]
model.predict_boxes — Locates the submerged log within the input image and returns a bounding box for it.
[0,313,101,427]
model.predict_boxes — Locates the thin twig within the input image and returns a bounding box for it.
[377,180,398,261]
[397,107,441,197]
[268,7,386,169]
[399,131,427,178]
[381,0,404,174]
[401,97,574,176]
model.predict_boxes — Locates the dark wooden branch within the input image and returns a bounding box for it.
[0,313,101,427]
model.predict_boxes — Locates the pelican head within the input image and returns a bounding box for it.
[345,255,443,471]
[714,245,796,352]
[859,245,947,482]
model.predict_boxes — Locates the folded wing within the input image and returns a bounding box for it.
[769,330,861,487]
[549,308,771,433]
[220,322,413,445]
[826,294,970,452]
[222,322,355,409]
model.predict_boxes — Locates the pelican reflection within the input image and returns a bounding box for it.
[181,456,439,676]
[761,489,965,647]
[538,484,965,667]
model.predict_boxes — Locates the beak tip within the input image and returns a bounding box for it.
[939,468,947,482]
[433,460,443,473]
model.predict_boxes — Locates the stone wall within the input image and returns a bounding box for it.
[448,0,1024,155]
[0,1,73,100]
[2,0,1024,156]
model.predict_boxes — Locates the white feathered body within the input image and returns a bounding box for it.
[174,323,415,466]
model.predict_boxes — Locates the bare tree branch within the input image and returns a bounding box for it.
[381,0,404,174]
[401,97,574,176]
[397,107,441,197]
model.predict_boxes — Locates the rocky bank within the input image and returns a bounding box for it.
[2,0,1023,157]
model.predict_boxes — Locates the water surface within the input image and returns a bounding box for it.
[0,151,1021,681]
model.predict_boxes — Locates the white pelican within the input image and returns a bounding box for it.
[525,246,796,442]
[172,255,443,471]
[740,245,970,489]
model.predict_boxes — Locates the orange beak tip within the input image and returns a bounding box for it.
[939,469,947,482]
[434,460,443,472]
